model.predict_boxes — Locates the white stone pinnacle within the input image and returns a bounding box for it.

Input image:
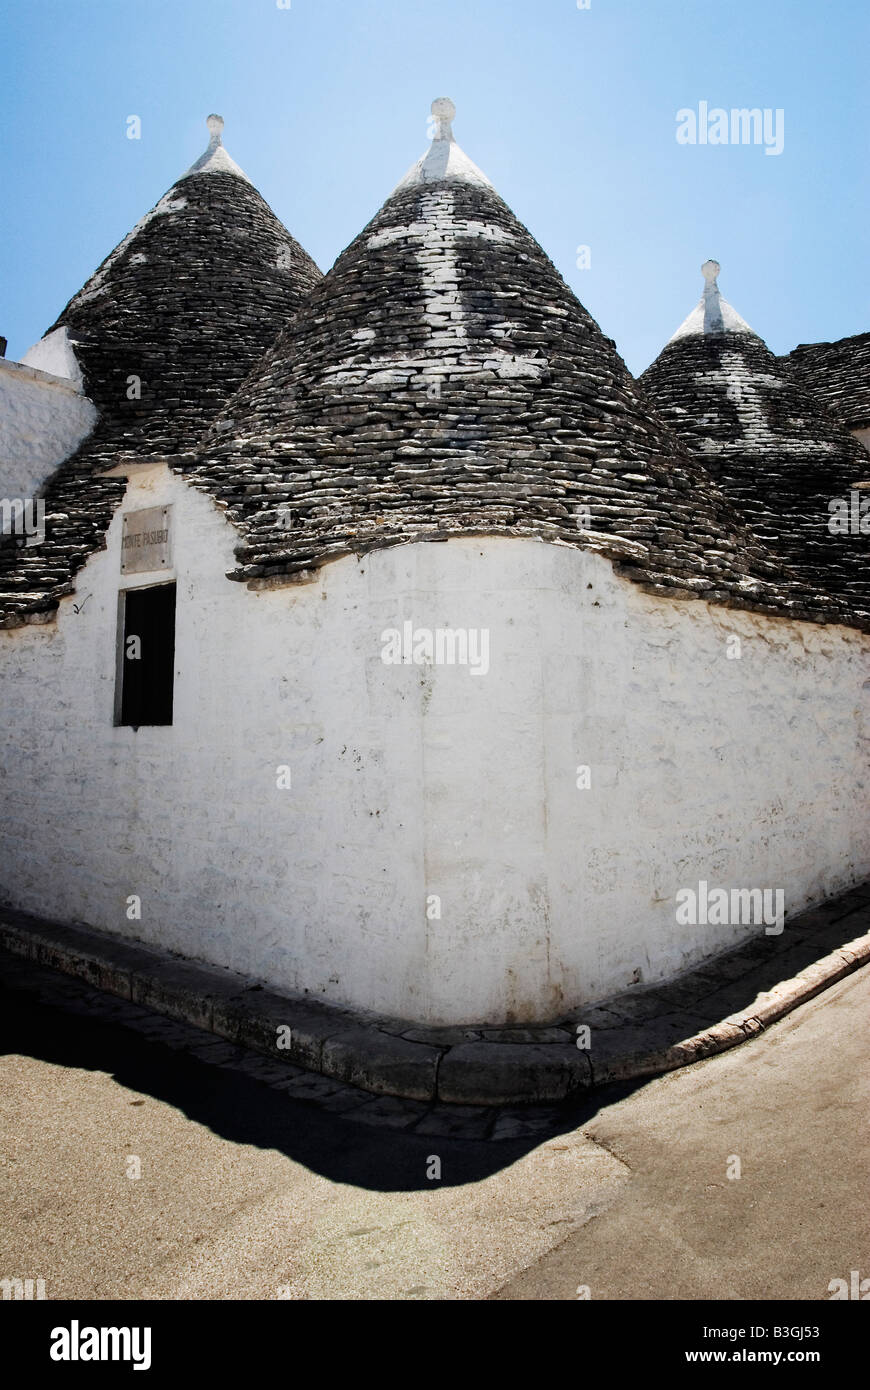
[391,97,493,193]
[430,97,456,141]
[668,259,756,342]
[701,259,725,334]
[185,114,250,181]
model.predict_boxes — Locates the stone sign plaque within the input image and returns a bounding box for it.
[121,505,172,575]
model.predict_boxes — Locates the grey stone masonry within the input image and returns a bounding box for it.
[0,164,321,628]
[783,331,870,435]
[640,330,870,620]
[184,175,857,629]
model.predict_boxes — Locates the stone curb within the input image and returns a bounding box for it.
[0,898,868,1106]
[586,935,870,1086]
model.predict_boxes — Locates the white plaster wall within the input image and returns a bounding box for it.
[0,359,97,497]
[0,469,868,1025]
[21,327,86,386]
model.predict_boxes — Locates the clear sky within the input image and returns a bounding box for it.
[2,0,867,376]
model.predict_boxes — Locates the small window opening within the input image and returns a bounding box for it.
[117,583,176,727]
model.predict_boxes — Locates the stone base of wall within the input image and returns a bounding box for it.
[2,882,868,1105]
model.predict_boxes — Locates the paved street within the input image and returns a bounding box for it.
[496,966,870,1300]
[1,956,867,1301]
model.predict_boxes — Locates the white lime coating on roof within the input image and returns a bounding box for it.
[391,98,493,194]
[184,114,250,181]
[668,260,756,342]
[324,185,547,385]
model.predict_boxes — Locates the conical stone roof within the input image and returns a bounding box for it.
[0,116,321,626]
[186,102,850,626]
[782,330,870,437]
[640,262,870,621]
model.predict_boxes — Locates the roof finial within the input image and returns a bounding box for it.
[430,97,456,142]
[391,96,491,193]
[702,258,725,334]
[184,113,249,181]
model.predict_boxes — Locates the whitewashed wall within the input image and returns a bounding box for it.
[0,358,97,498]
[1,465,868,1024]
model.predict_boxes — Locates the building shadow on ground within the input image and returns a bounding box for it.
[0,965,646,1191]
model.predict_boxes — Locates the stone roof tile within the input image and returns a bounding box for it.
[640,265,870,620]
[0,118,321,626]
[184,105,855,629]
[783,330,870,433]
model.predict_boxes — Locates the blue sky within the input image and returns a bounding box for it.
[2,0,867,375]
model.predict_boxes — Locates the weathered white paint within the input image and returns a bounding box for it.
[0,357,97,497]
[21,326,85,386]
[0,467,867,1025]
[368,192,514,345]
[325,188,548,386]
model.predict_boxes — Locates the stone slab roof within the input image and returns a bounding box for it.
[640,268,870,623]
[182,107,853,628]
[0,119,321,627]
[3,110,864,634]
[782,331,870,434]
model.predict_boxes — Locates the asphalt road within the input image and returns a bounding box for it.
[495,966,870,1300]
[1,956,866,1301]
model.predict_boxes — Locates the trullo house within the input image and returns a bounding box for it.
[0,104,867,1032]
